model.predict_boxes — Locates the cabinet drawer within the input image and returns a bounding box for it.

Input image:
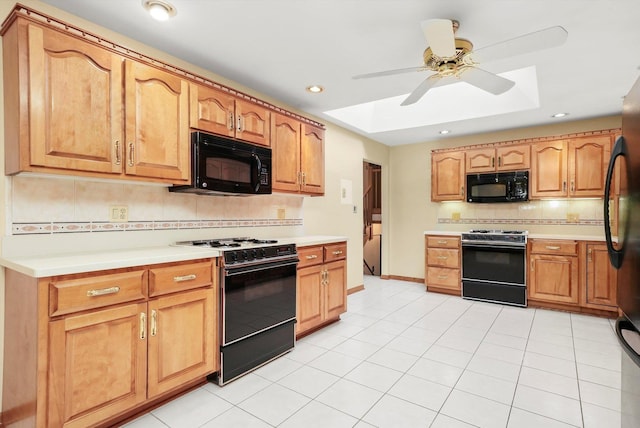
[427,248,460,268]
[49,270,147,317]
[149,260,213,297]
[426,236,460,249]
[298,246,324,268]
[426,267,460,288]
[324,243,347,262]
[530,240,577,256]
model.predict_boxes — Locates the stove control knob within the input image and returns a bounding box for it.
[260,248,267,258]
[250,249,258,259]
[230,252,238,262]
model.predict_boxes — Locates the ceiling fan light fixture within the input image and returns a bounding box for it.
[142,0,177,21]
[552,112,569,118]
[306,85,324,93]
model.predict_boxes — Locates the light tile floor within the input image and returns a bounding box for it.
[124,276,622,427]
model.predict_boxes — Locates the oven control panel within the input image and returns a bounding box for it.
[223,243,297,265]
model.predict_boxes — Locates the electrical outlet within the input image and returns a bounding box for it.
[452,212,461,221]
[567,213,579,223]
[109,205,128,222]
[277,208,286,220]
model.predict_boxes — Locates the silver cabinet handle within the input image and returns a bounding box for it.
[114,141,121,165]
[437,275,448,280]
[305,255,318,260]
[128,143,134,167]
[151,309,157,337]
[545,246,561,250]
[228,112,234,131]
[437,240,448,244]
[140,312,146,340]
[436,256,448,260]
[332,250,343,255]
[174,274,197,282]
[87,286,120,297]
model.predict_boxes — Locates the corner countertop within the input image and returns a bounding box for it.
[0,235,347,278]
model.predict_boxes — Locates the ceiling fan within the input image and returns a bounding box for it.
[353,19,568,106]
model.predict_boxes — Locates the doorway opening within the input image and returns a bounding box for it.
[363,161,382,276]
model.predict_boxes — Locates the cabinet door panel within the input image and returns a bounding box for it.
[272,114,301,192]
[569,136,611,197]
[236,100,271,146]
[497,145,530,171]
[466,148,495,173]
[301,124,325,195]
[529,255,578,304]
[28,24,123,174]
[325,260,347,320]
[125,61,189,181]
[431,152,465,201]
[531,141,567,198]
[48,303,147,428]
[585,244,617,308]
[147,288,215,398]
[296,264,324,333]
[189,83,235,137]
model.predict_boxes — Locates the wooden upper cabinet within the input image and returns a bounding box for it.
[189,83,270,146]
[272,113,302,192]
[189,83,235,138]
[568,135,612,197]
[10,22,124,175]
[124,61,190,182]
[530,140,568,198]
[301,123,325,195]
[431,151,465,201]
[271,113,325,195]
[496,145,530,171]
[465,145,530,173]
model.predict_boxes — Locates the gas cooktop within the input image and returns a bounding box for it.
[461,229,528,245]
[175,237,279,249]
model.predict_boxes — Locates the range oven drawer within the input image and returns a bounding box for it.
[462,280,526,307]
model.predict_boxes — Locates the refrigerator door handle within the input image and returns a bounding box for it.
[604,135,627,269]
[616,317,640,367]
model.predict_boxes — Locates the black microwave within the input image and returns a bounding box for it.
[466,171,529,203]
[170,132,272,195]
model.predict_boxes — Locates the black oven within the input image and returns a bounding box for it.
[466,171,528,203]
[461,231,527,307]
[170,131,272,196]
[217,245,298,385]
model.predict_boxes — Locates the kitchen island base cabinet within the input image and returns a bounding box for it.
[2,260,217,428]
[296,243,347,337]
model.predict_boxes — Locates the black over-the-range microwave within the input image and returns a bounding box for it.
[466,171,529,203]
[170,131,272,196]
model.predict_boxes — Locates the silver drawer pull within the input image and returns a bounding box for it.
[87,286,120,297]
[436,256,448,260]
[437,240,448,244]
[332,250,343,255]
[174,274,197,282]
[305,255,319,260]
[437,275,448,280]
[545,246,561,250]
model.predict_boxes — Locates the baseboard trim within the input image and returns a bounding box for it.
[381,275,423,283]
[347,284,365,295]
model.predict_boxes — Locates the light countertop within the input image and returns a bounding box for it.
[424,231,610,242]
[0,235,347,278]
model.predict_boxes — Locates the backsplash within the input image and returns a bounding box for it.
[437,199,604,227]
[8,176,304,235]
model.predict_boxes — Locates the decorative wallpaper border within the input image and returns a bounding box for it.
[12,219,304,235]
[438,218,604,226]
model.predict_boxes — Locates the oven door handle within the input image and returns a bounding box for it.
[462,242,526,251]
[224,259,299,276]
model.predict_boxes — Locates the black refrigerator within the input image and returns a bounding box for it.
[605,75,640,428]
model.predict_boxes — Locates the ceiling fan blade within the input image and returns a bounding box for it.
[458,67,515,95]
[400,74,441,106]
[472,26,568,64]
[420,19,456,58]
[353,66,426,80]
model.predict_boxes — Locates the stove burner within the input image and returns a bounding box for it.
[232,238,278,244]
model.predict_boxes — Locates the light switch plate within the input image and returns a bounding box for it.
[109,205,128,222]
[567,213,579,223]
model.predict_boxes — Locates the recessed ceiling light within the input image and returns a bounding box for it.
[142,0,177,21]
[306,85,324,93]
[552,112,568,118]
[439,129,451,135]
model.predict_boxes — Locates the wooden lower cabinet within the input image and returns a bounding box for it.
[296,243,347,336]
[424,235,461,295]
[581,242,618,311]
[3,259,217,428]
[529,253,579,305]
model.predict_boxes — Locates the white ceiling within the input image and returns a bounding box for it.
[39,0,640,146]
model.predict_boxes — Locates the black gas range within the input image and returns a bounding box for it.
[461,229,528,307]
